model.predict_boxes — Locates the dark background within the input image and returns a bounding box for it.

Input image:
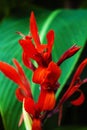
[0,0,87,20]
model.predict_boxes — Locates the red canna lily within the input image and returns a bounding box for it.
[0,59,34,126]
[58,58,87,106]
[0,59,32,101]
[57,45,81,65]
[0,59,56,129]
[24,97,42,130]
[33,61,61,90]
[56,58,87,125]
[24,88,56,130]
[18,12,54,67]
[32,61,61,110]
[1,11,87,130]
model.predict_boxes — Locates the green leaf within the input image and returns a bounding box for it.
[40,10,87,98]
[0,9,87,130]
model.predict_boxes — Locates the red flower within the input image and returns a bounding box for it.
[0,11,85,130]
[57,58,87,125]
[32,61,61,110]
[0,59,32,101]
[18,12,81,70]
[33,61,61,89]
[24,89,56,130]
[0,59,56,129]
[32,119,42,130]
[38,90,56,111]
[57,45,81,65]
[18,12,54,67]
[24,97,42,130]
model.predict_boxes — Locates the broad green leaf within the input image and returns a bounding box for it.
[0,9,87,130]
[40,10,87,98]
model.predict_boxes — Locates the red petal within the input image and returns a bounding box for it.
[46,30,54,56]
[0,61,21,84]
[24,97,35,116]
[43,91,56,110]
[36,44,47,53]
[30,12,41,48]
[70,58,87,87]
[13,59,32,98]
[13,59,27,79]
[71,89,85,106]
[19,39,43,64]
[41,61,61,88]
[32,119,42,130]
[57,45,81,65]
[22,52,36,71]
[32,67,46,84]
[19,39,37,59]
[16,88,25,102]
[45,61,61,85]
[65,85,79,100]
[33,61,61,87]
[38,90,56,111]
[57,84,81,108]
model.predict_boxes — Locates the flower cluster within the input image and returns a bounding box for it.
[0,12,87,130]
